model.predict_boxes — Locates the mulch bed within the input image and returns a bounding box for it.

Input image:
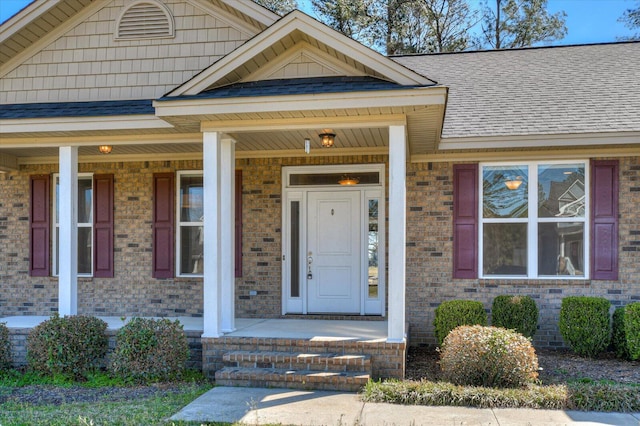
[406,346,640,385]
[2,348,638,406]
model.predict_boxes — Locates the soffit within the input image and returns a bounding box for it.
[0,0,93,66]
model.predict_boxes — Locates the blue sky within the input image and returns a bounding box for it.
[0,0,636,45]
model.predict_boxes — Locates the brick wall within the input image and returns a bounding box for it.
[0,160,204,318]
[405,156,640,348]
[1,154,638,350]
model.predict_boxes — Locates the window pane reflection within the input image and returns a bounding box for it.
[483,223,527,275]
[538,222,584,276]
[180,176,203,222]
[538,164,585,218]
[483,166,528,218]
[78,227,92,274]
[368,199,379,298]
[180,226,203,275]
[78,178,93,224]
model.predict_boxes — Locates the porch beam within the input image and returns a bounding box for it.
[388,125,406,343]
[58,146,78,315]
[201,114,407,132]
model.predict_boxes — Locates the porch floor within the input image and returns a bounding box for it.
[1,316,388,341]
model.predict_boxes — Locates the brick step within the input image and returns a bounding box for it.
[223,350,371,372]
[215,366,370,392]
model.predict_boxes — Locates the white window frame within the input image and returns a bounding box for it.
[52,173,94,277]
[479,160,590,279]
[176,170,204,277]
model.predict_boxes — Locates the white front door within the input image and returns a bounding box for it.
[307,191,361,314]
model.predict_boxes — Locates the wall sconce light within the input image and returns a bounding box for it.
[304,138,310,154]
[338,175,360,186]
[98,145,113,154]
[505,176,523,190]
[319,132,335,148]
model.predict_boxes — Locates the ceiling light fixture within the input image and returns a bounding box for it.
[98,145,113,154]
[319,132,335,148]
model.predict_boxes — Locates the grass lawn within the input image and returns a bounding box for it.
[0,371,219,426]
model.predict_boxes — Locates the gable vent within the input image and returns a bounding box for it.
[116,1,174,40]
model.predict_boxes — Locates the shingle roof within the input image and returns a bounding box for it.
[393,42,640,139]
[0,99,154,119]
[158,76,419,101]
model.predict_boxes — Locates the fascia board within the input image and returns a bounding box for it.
[185,0,264,37]
[156,87,447,117]
[0,115,173,133]
[439,131,640,150]
[0,133,202,148]
[222,0,279,26]
[0,0,62,43]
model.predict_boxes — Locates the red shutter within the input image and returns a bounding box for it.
[235,170,243,278]
[453,164,478,279]
[153,173,174,278]
[591,160,618,280]
[30,174,50,277]
[93,174,114,278]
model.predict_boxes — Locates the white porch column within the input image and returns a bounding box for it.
[220,137,236,333]
[388,125,406,343]
[58,146,78,315]
[202,132,235,337]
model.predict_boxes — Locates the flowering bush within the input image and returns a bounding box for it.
[439,325,539,388]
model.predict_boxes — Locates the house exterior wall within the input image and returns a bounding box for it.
[405,155,640,348]
[1,154,638,350]
[0,0,256,103]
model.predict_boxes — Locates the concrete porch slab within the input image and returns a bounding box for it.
[1,316,388,340]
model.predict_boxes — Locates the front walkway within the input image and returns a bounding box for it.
[171,386,640,426]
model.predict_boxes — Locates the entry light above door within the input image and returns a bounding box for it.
[98,145,113,154]
[338,175,360,186]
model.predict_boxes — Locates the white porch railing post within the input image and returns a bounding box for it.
[388,125,406,343]
[220,137,236,333]
[58,146,78,315]
[202,132,222,338]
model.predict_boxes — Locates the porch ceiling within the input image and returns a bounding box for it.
[0,104,444,166]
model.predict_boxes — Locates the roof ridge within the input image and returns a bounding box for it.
[390,40,640,58]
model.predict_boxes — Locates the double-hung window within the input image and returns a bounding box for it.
[177,171,204,276]
[53,173,94,276]
[480,161,588,278]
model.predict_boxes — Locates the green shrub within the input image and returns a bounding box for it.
[439,325,539,388]
[612,307,630,360]
[558,296,610,357]
[491,295,539,338]
[624,302,640,360]
[110,317,189,382]
[0,322,11,372]
[26,314,108,378]
[433,300,487,346]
